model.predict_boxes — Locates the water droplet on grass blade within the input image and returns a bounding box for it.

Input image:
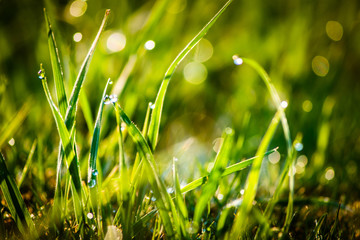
[149,103,155,109]
[232,55,243,65]
[104,94,118,105]
[87,212,94,219]
[38,69,45,80]
[294,142,303,151]
[92,169,99,176]
[151,196,156,202]
[280,101,288,109]
[167,187,174,194]
[88,179,97,188]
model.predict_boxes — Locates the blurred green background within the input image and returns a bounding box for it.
[0,0,360,204]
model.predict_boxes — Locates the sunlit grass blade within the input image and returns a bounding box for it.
[230,107,283,238]
[180,148,278,194]
[308,213,327,240]
[0,152,38,239]
[39,66,83,221]
[44,8,68,117]
[18,139,37,188]
[0,101,30,149]
[147,0,233,150]
[193,128,234,225]
[64,9,110,130]
[113,103,175,237]
[132,209,158,237]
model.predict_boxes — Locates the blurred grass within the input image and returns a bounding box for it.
[0,0,360,238]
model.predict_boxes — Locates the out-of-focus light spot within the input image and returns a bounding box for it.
[312,56,329,77]
[240,189,245,195]
[294,142,303,152]
[207,162,214,172]
[325,167,335,180]
[280,101,288,109]
[288,165,297,176]
[268,151,281,164]
[346,161,357,176]
[232,55,243,65]
[326,21,343,41]
[296,155,308,174]
[212,138,224,153]
[167,0,187,14]
[69,0,87,17]
[87,212,94,219]
[107,32,126,53]
[144,40,155,50]
[194,39,213,63]
[73,32,82,42]
[183,62,207,85]
[217,193,224,200]
[8,138,15,146]
[302,100,313,112]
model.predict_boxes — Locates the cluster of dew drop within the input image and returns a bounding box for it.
[88,169,99,188]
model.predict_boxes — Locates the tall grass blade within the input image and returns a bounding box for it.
[230,107,283,238]
[193,128,234,225]
[180,148,278,194]
[147,0,233,150]
[18,139,37,188]
[0,152,38,238]
[113,103,175,238]
[44,9,68,117]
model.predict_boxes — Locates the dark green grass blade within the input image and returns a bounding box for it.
[308,213,327,240]
[44,9,68,117]
[132,209,158,237]
[18,139,37,188]
[180,148,278,194]
[87,79,112,185]
[0,152,38,238]
[147,0,233,150]
[193,128,234,225]
[230,107,283,238]
[113,103,175,238]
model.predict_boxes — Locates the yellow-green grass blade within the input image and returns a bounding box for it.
[147,0,233,150]
[180,148,278,194]
[0,101,30,149]
[44,9,68,117]
[0,152,38,239]
[230,107,283,239]
[17,139,37,188]
[39,66,83,221]
[193,128,234,225]
[113,103,175,238]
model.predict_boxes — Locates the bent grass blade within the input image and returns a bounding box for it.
[147,0,233,150]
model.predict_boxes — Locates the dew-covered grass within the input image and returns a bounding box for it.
[1,0,360,239]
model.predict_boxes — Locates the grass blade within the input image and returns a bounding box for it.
[0,152,38,238]
[147,0,233,150]
[180,148,278,194]
[193,128,234,225]
[44,9,68,117]
[18,139,37,188]
[230,107,283,238]
[113,103,175,238]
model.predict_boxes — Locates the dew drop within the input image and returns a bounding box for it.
[104,94,118,105]
[280,101,288,109]
[167,187,174,194]
[38,69,45,80]
[151,196,156,202]
[109,80,113,85]
[232,55,243,65]
[173,157,178,162]
[294,142,303,152]
[92,169,99,176]
[88,179,96,188]
[149,103,155,109]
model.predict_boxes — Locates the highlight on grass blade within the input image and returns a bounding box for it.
[147,0,233,150]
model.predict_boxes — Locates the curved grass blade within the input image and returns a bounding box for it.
[18,139,37,188]
[113,103,175,238]
[230,107,283,239]
[193,128,234,225]
[180,148,278,194]
[44,8,68,117]
[147,0,233,150]
[0,152,38,239]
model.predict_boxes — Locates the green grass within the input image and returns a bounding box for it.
[0,0,358,239]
